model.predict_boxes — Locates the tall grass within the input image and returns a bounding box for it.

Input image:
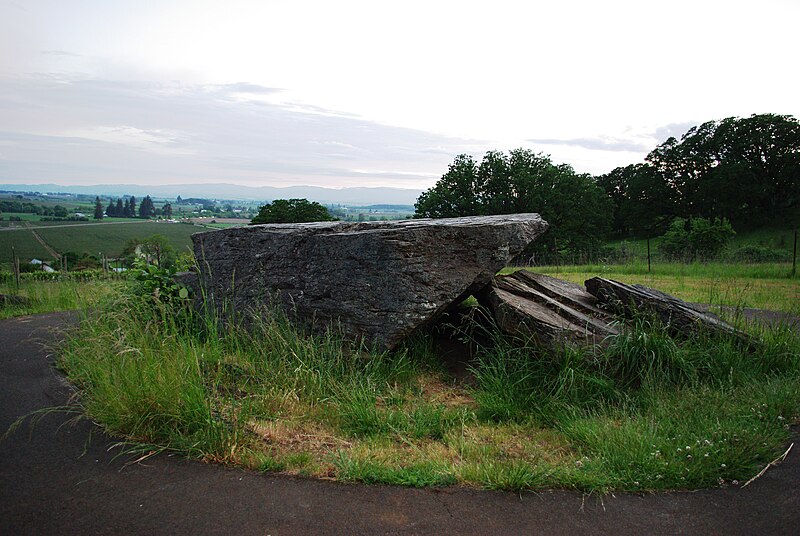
[58,292,442,465]
[55,282,800,492]
[470,316,800,490]
[0,279,117,319]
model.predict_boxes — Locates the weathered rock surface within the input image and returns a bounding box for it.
[585,277,751,344]
[478,271,618,346]
[186,214,548,350]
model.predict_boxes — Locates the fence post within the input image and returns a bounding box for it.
[12,246,20,290]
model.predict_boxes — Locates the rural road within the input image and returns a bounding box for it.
[1,313,798,535]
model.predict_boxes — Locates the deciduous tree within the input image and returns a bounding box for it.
[250,198,336,224]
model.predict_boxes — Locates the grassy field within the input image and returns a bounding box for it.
[511,263,799,314]
[0,212,46,222]
[45,270,800,493]
[607,227,797,262]
[0,221,204,264]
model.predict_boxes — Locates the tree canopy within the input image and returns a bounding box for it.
[599,113,800,237]
[250,198,336,224]
[138,195,156,219]
[93,196,104,220]
[415,149,611,261]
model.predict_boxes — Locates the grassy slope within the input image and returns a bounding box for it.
[609,227,797,258]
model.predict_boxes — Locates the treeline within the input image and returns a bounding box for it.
[414,149,610,262]
[100,195,172,219]
[0,200,70,218]
[598,113,800,237]
[415,113,800,262]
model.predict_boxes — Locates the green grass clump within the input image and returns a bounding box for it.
[333,451,457,487]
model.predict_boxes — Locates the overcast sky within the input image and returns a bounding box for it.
[1,0,798,190]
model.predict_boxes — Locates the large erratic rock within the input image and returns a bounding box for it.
[184,214,548,351]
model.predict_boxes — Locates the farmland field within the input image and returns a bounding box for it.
[0,228,51,261]
[0,221,206,264]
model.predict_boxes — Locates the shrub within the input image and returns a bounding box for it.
[658,217,735,261]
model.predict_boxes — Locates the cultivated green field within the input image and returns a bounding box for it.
[0,221,205,264]
[0,229,51,261]
[36,222,201,257]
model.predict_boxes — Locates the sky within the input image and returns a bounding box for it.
[1,0,798,192]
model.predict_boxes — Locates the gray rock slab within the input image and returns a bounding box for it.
[478,271,617,347]
[585,277,752,345]
[186,214,548,350]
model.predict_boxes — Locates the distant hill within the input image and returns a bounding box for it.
[0,183,423,206]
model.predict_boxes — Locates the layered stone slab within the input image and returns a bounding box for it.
[478,271,618,347]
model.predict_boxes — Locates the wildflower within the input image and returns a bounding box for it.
[575,460,583,468]
[721,463,727,468]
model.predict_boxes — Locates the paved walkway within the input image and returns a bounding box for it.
[1,312,798,535]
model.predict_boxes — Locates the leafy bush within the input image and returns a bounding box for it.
[130,260,189,305]
[659,217,735,261]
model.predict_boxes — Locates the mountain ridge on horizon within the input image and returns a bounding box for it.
[0,182,423,206]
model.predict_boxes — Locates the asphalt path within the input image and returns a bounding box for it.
[1,312,798,535]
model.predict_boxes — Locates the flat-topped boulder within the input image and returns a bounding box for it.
[186,214,548,350]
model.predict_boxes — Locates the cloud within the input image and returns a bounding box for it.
[527,136,650,153]
[0,76,478,188]
[216,82,281,95]
[40,50,82,57]
[651,121,699,142]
